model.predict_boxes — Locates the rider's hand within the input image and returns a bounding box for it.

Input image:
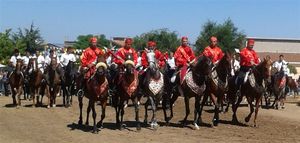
[87,63,94,68]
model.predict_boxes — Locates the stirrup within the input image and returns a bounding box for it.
[77,89,84,97]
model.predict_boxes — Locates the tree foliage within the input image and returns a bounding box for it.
[12,23,44,53]
[195,19,246,53]
[0,29,14,64]
[132,28,180,52]
[74,34,110,49]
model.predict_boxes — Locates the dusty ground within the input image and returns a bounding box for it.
[0,95,299,143]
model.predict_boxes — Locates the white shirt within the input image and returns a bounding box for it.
[60,53,76,67]
[167,57,176,69]
[10,55,22,67]
[22,56,29,65]
[273,60,288,75]
[233,59,240,72]
[106,56,112,66]
[37,55,45,69]
[136,56,142,67]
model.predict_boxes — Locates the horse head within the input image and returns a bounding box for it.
[15,59,23,75]
[29,57,38,72]
[95,62,107,76]
[255,55,272,81]
[192,55,213,84]
[218,51,233,77]
[146,51,160,79]
[124,53,135,75]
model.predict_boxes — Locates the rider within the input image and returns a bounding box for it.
[8,49,22,78]
[272,54,289,87]
[173,36,195,83]
[113,38,138,68]
[235,39,260,88]
[60,47,76,81]
[80,37,105,92]
[202,36,224,66]
[140,41,165,85]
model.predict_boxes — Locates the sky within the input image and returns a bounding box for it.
[1,0,300,44]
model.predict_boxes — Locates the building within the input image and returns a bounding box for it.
[248,37,300,78]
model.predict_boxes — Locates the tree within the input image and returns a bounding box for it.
[0,29,14,64]
[132,28,180,52]
[74,34,110,49]
[12,23,44,54]
[195,19,246,53]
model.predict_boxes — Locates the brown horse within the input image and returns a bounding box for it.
[77,55,109,133]
[201,52,233,126]
[271,69,287,109]
[28,58,44,107]
[286,76,299,97]
[9,59,24,107]
[230,56,272,127]
[44,57,61,108]
[113,53,141,130]
[165,55,213,129]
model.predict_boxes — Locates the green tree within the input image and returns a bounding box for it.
[0,29,14,64]
[74,34,110,49]
[12,23,44,53]
[195,19,246,53]
[132,28,180,52]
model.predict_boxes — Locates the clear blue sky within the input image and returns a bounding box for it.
[1,0,299,44]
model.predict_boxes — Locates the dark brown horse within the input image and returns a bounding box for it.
[9,59,24,107]
[140,51,165,129]
[229,56,272,127]
[28,58,44,107]
[62,61,76,107]
[77,55,109,133]
[201,52,233,126]
[164,55,213,129]
[271,69,287,109]
[45,57,61,108]
[113,53,141,130]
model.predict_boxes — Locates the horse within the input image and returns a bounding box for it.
[139,51,165,129]
[112,53,141,130]
[27,58,44,107]
[201,52,233,126]
[77,55,109,133]
[286,76,299,97]
[164,55,213,129]
[8,59,24,107]
[44,57,61,108]
[62,61,77,107]
[229,56,272,127]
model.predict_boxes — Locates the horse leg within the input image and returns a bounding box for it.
[97,101,106,129]
[17,87,22,107]
[120,102,125,130]
[149,96,157,129]
[182,96,190,126]
[134,97,141,131]
[53,87,57,108]
[232,93,243,124]
[253,96,262,127]
[144,98,149,124]
[11,88,17,105]
[199,92,209,124]
[62,86,66,107]
[85,100,91,126]
[245,96,254,123]
[78,95,83,125]
[91,100,98,133]
[193,96,201,130]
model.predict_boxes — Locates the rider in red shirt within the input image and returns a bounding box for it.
[81,37,105,79]
[113,38,138,67]
[202,36,224,65]
[174,37,196,68]
[141,41,165,69]
[236,39,260,87]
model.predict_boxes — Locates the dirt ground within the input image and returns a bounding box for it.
[0,95,299,143]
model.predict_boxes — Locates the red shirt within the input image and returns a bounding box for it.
[113,47,138,66]
[174,45,195,67]
[81,47,105,67]
[240,47,259,67]
[202,46,224,64]
[141,49,166,68]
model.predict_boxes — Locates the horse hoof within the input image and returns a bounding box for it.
[137,125,141,131]
[96,122,103,129]
[53,104,56,107]
[213,118,219,126]
[85,122,89,126]
[245,117,250,123]
[194,123,200,130]
[78,120,83,125]
[144,119,148,124]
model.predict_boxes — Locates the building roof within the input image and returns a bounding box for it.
[247,37,300,43]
